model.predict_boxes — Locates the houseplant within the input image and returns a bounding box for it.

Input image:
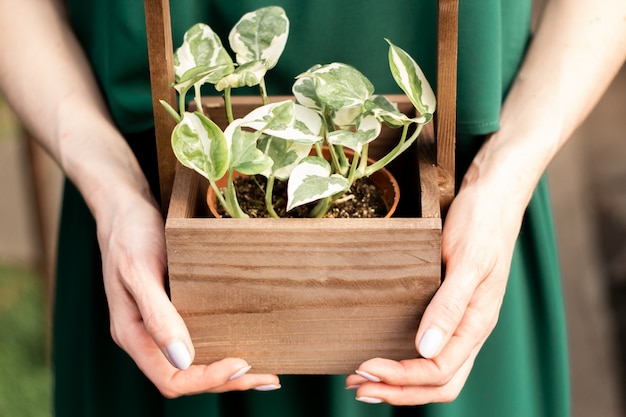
[161,6,436,219]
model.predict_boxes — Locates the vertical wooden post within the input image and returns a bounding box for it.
[144,0,177,214]
[436,0,458,215]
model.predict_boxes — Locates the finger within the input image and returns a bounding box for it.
[354,348,479,406]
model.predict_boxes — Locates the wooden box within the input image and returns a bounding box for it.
[145,0,457,374]
[165,96,442,374]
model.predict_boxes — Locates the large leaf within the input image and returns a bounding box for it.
[224,120,273,175]
[228,6,289,70]
[306,63,375,110]
[287,157,349,211]
[387,39,436,116]
[171,112,229,181]
[174,23,234,81]
[241,100,324,144]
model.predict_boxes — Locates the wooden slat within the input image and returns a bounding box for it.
[166,217,441,374]
[436,0,459,215]
[144,0,177,214]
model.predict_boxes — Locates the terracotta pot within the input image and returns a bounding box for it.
[207,148,400,218]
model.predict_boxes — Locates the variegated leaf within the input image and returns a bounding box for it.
[387,39,436,116]
[241,100,323,144]
[224,120,273,175]
[327,115,382,153]
[257,136,312,180]
[171,112,229,181]
[215,60,267,91]
[287,157,349,211]
[307,63,375,110]
[228,6,289,70]
[174,23,234,81]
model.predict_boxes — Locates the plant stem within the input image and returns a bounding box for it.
[309,196,332,218]
[264,176,280,218]
[224,169,249,218]
[259,78,269,106]
[365,123,422,176]
[224,88,234,123]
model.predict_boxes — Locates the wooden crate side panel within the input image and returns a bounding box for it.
[166,218,441,374]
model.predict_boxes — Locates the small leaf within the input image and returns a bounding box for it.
[225,120,273,175]
[257,135,312,180]
[228,6,289,70]
[174,23,234,82]
[364,95,429,128]
[386,39,436,116]
[171,112,229,181]
[327,115,381,153]
[215,60,267,91]
[287,157,349,211]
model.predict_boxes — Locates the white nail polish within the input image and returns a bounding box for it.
[346,384,361,391]
[254,384,282,392]
[419,328,444,358]
[229,365,252,381]
[167,340,191,370]
[355,370,382,382]
[356,396,383,404]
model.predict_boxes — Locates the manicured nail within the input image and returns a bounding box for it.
[229,365,252,381]
[356,396,383,404]
[355,370,382,382]
[346,384,361,391]
[167,340,192,370]
[419,328,444,358]
[254,384,282,392]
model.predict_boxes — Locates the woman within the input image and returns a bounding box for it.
[1,0,625,416]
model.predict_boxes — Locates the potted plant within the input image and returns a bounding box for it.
[159,6,444,374]
[161,6,435,219]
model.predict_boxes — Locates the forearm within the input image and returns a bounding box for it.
[0,0,155,222]
[464,0,626,213]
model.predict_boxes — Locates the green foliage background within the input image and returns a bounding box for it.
[0,265,52,417]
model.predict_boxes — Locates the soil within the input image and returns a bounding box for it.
[218,175,388,218]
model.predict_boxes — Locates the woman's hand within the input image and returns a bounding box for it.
[346,167,523,405]
[96,192,280,397]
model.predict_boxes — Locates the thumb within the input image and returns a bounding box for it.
[415,271,474,359]
[136,283,196,370]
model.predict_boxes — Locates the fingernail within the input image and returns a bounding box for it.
[346,384,361,391]
[229,365,252,381]
[356,396,383,404]
[419,328,444,358]
[166,340,192,370]
[254,384,282,392]
[355,370,382,382]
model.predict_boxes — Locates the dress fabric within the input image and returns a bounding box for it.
[54,1,570,416]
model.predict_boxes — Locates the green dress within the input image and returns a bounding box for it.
[54,1,570,416]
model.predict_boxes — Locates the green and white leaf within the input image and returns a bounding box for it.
[174,23,234,81]
[224,120,273,175]
[173,64,234,95]
[365,95,430,128]
[327,115,381,153]
[228,6,289,70]
[215,60,267,91]
[292,66,323,110]
[257,136,312,180]
[307,63,375,110]
[387,39,436,116]
[241,100,323,144]
[171,112,229,181]
[287,157,350,211]
[332,105,363,127]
